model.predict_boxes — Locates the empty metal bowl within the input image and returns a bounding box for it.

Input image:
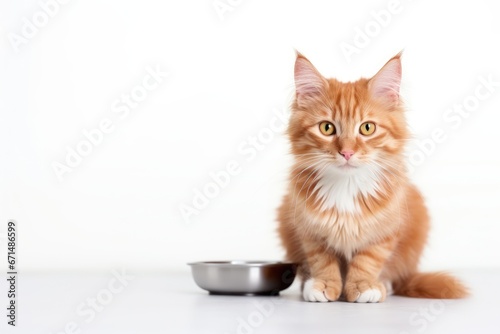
[188,261,298,295]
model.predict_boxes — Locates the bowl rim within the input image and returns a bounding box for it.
[187,260,297,268]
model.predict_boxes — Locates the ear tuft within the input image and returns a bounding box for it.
[369,53,402,104]
[294,53,326,102]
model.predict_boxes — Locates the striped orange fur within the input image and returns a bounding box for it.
[277,52,469,302]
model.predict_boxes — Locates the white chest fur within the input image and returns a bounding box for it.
[313,164,382,214]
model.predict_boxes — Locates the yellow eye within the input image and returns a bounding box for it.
[360,122,376,136]
[319,121,336,136]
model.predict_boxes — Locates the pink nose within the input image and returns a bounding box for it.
[340,150,355,160]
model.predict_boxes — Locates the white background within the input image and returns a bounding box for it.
[1,0,499,273]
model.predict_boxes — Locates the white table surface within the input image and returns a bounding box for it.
[2,268,498,334]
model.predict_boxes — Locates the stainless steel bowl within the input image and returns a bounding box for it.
[188,261,298,295]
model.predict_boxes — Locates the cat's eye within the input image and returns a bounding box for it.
[319,121,336,136]
[360,122,376,136]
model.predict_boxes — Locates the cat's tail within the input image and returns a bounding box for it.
[393,272,469,299]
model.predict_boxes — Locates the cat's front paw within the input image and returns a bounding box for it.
[344,280,386,303]
[302,278,342,302]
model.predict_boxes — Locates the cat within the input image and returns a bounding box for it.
[277,52,468,302]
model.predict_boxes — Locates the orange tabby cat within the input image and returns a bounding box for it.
[277,52,468,302]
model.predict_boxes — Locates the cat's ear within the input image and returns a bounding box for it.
[368,52,402,105]
[294,52,327,104]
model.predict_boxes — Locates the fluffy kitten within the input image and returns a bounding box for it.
[277,52,468,302]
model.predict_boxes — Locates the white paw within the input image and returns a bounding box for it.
[303,279,329,302]
[356,288,382,303]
